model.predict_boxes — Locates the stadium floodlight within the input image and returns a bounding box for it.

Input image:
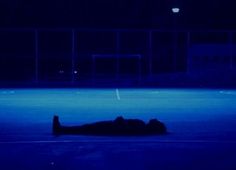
[172,7,180,13]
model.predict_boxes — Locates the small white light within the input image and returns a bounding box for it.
[74,70,78,74]
[172,7,180,13]
[59,70,64,74]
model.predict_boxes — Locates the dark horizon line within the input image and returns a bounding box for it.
[1,27,236,32]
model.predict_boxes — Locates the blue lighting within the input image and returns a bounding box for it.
[0,88,236,169]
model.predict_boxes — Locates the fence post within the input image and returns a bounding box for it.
[148,30,153,77]
[229,32,233,70]
[116,31,120,80]
[71,29,76,84]
[187,31,191,75]
[35,29,39,84]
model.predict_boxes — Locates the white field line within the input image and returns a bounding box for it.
[116,89,121,100]
[219,91,236,95]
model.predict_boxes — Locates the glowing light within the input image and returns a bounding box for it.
[1,91,15,94]
[172,7,180,13]
[10,91,15,94]
[59,70,64,74]
[74,70,78,74]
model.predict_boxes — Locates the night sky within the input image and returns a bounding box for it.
[0,0,236,86]
[0,0,235,29]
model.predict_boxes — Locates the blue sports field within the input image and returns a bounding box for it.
[0,88,236,170]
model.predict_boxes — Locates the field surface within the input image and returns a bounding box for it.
[0,88,236,170]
